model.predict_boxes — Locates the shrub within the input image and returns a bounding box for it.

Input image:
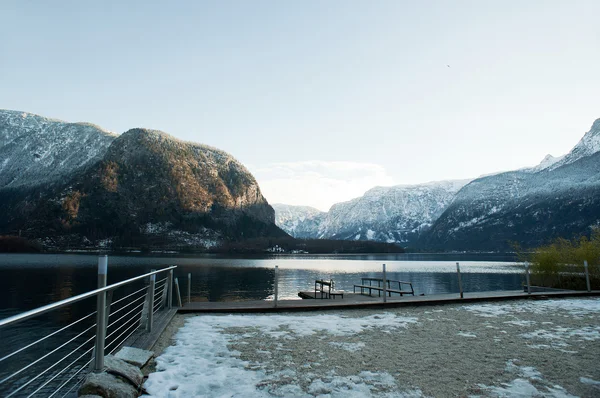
[525,228,600,290]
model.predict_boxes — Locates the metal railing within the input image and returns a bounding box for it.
[0,256,177,397]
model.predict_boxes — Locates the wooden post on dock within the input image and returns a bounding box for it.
[175,277,183,307]
[93,255,108,372]
[456,262,463,299]
[584,261,591,292]
[274,266,279,308]
[187,273,191,304]
[525,262,531,294]
[382,264,387,303]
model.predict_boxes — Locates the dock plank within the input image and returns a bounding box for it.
[123,308,177,351]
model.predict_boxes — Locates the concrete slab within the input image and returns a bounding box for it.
[115,346,154,368]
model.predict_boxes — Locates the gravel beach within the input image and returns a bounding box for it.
[144,297,600,397]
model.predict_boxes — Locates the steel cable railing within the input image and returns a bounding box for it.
[0,310,97,363]
[0,260,177,398]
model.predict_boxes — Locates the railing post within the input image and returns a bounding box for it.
[187,273,191,304]
[584,261,591,292]
[274,266,279,308]
[167,269,173,309]
[146,270,156,332]
[382,264,387,303]
[456,262,463,299]
[93,255,108,372]
[175,277,183,307]
[525,262,531,294]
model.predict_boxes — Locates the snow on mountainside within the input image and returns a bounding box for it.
[420,118,600,250]
[525,154,565,173]
[274,180,471,244]
[0,110,116,189]
[320,180,471,243]
[546,118,600,171]
[272,204,325,239]
[0,109,285,249]
[275,118,600,249]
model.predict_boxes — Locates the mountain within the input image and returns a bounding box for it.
[546,118,600,171]
[0,110,116,189]
[271,204,326,239]
[0,110,286,250]
[420,118,600,250]
[274,180,470,245]
[274,118,600,250]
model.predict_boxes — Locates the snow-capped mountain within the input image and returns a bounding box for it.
[546,118,600,171]
[272,204,325,238]
[0,110,116,189]
[420,118,600,250]
[0,109,286,249]
[524,154,565,173]
[274,179,471,245]
[275,118,600,250]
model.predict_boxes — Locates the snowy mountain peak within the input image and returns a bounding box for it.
[545,118,600,171]
[0,109,117,189]
[274,179,473,244]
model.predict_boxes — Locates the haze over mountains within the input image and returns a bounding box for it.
[0,110,285,249]
[275,118,600,250]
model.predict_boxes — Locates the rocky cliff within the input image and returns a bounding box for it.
[0,110,286,249]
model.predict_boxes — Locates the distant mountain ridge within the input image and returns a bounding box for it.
[419,118,600,250]
[0,109,286,249]
[274,179,470,245]
[275,118,600,250]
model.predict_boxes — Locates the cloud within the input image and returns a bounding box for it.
[249,160,395,211]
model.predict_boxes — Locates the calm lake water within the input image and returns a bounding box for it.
[0,252,523,316]
[0,253,523,396]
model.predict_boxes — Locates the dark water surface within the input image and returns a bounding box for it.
[0,253,523,395]
[0,253,523,315]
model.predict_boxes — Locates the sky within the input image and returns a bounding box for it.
[1,1,599,211]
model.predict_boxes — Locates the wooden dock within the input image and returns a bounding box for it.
[123,308,178,350]
[178,290,600,314]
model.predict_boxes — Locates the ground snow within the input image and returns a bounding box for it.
[143,313,418,397]
[463,299,600,318]
[473,359,577,398]
[145,299,600,397]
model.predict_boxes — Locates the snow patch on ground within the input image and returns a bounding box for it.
[474,359,577,398]
[580,377,600,388]
[329,341,366,352]
[463,298,600,318]
[144,313,419,397]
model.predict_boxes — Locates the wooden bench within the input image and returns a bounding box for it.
[353,277,414,297]
[314,279,344,299]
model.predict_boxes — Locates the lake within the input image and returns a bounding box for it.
[0,252,523,316]
[0,253,523,396]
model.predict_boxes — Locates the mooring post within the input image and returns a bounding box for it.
[93,255,108,372]
[456,262,463,299]
[525,262,531,294]
[187,273,191,304]
[146,269,156,332]
[584,261,591,292]
[382,263,387,303]
[274,266,279,308]
[167,269,173,309]
[175,277,183,307]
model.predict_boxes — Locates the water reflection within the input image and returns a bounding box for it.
[0,253,524,314]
